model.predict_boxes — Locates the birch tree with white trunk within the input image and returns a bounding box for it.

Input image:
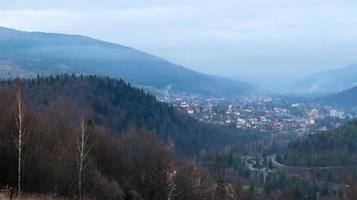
[76,118,95,200]
[14,85,26,194]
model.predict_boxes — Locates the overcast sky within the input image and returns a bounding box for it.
[1,0,357,84]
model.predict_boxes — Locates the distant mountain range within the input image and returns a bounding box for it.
[315,85,357,111]
[290,64,357,95]
[0,27,253,97]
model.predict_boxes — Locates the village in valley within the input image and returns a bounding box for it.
[155,91,354,135]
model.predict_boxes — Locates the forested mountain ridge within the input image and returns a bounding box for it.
[274,119,357,186]
[290,64,357,95]
[0,74,257,155]
[285,119,357,166]
[315,85,357,111]
[0,74,254,199]
[0,26,254,97]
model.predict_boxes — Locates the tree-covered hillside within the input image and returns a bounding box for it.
[285,119,357,167]
[0,74,258,155]
[291,64,357,95]
[0,27,253,97]
[0,75,254,199]
[315,86,357,111]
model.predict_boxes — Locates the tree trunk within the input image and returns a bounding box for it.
[77,118,94,200]
[78,125,84,200]
[18,131,22,194]
[16,87,25,194]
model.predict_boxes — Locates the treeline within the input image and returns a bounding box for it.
[0,75,254,199]
[276,119,357,186]
[0,74,261,156]
[285,119,357,167]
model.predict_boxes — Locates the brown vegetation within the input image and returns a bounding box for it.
[0,75,253,199]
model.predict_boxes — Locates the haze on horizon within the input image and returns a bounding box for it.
[1,0,357,86]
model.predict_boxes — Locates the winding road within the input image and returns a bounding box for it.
[271,155,357,170]
[270,155,354,190]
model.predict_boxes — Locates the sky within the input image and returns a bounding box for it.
[1,0,357,86]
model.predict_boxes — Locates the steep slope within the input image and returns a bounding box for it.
[0,74,258,155]
[286,119,357,166]
[0,27,253,97]
[0,75,255,199]
[315,86,357,111]
[279,119,357,183]
[291,64,357,95]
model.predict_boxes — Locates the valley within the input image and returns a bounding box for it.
[0,23,357,200]
[157,92,354,135]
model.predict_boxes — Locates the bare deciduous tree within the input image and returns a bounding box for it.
[76,118,95,200]
[14,85,26,194]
